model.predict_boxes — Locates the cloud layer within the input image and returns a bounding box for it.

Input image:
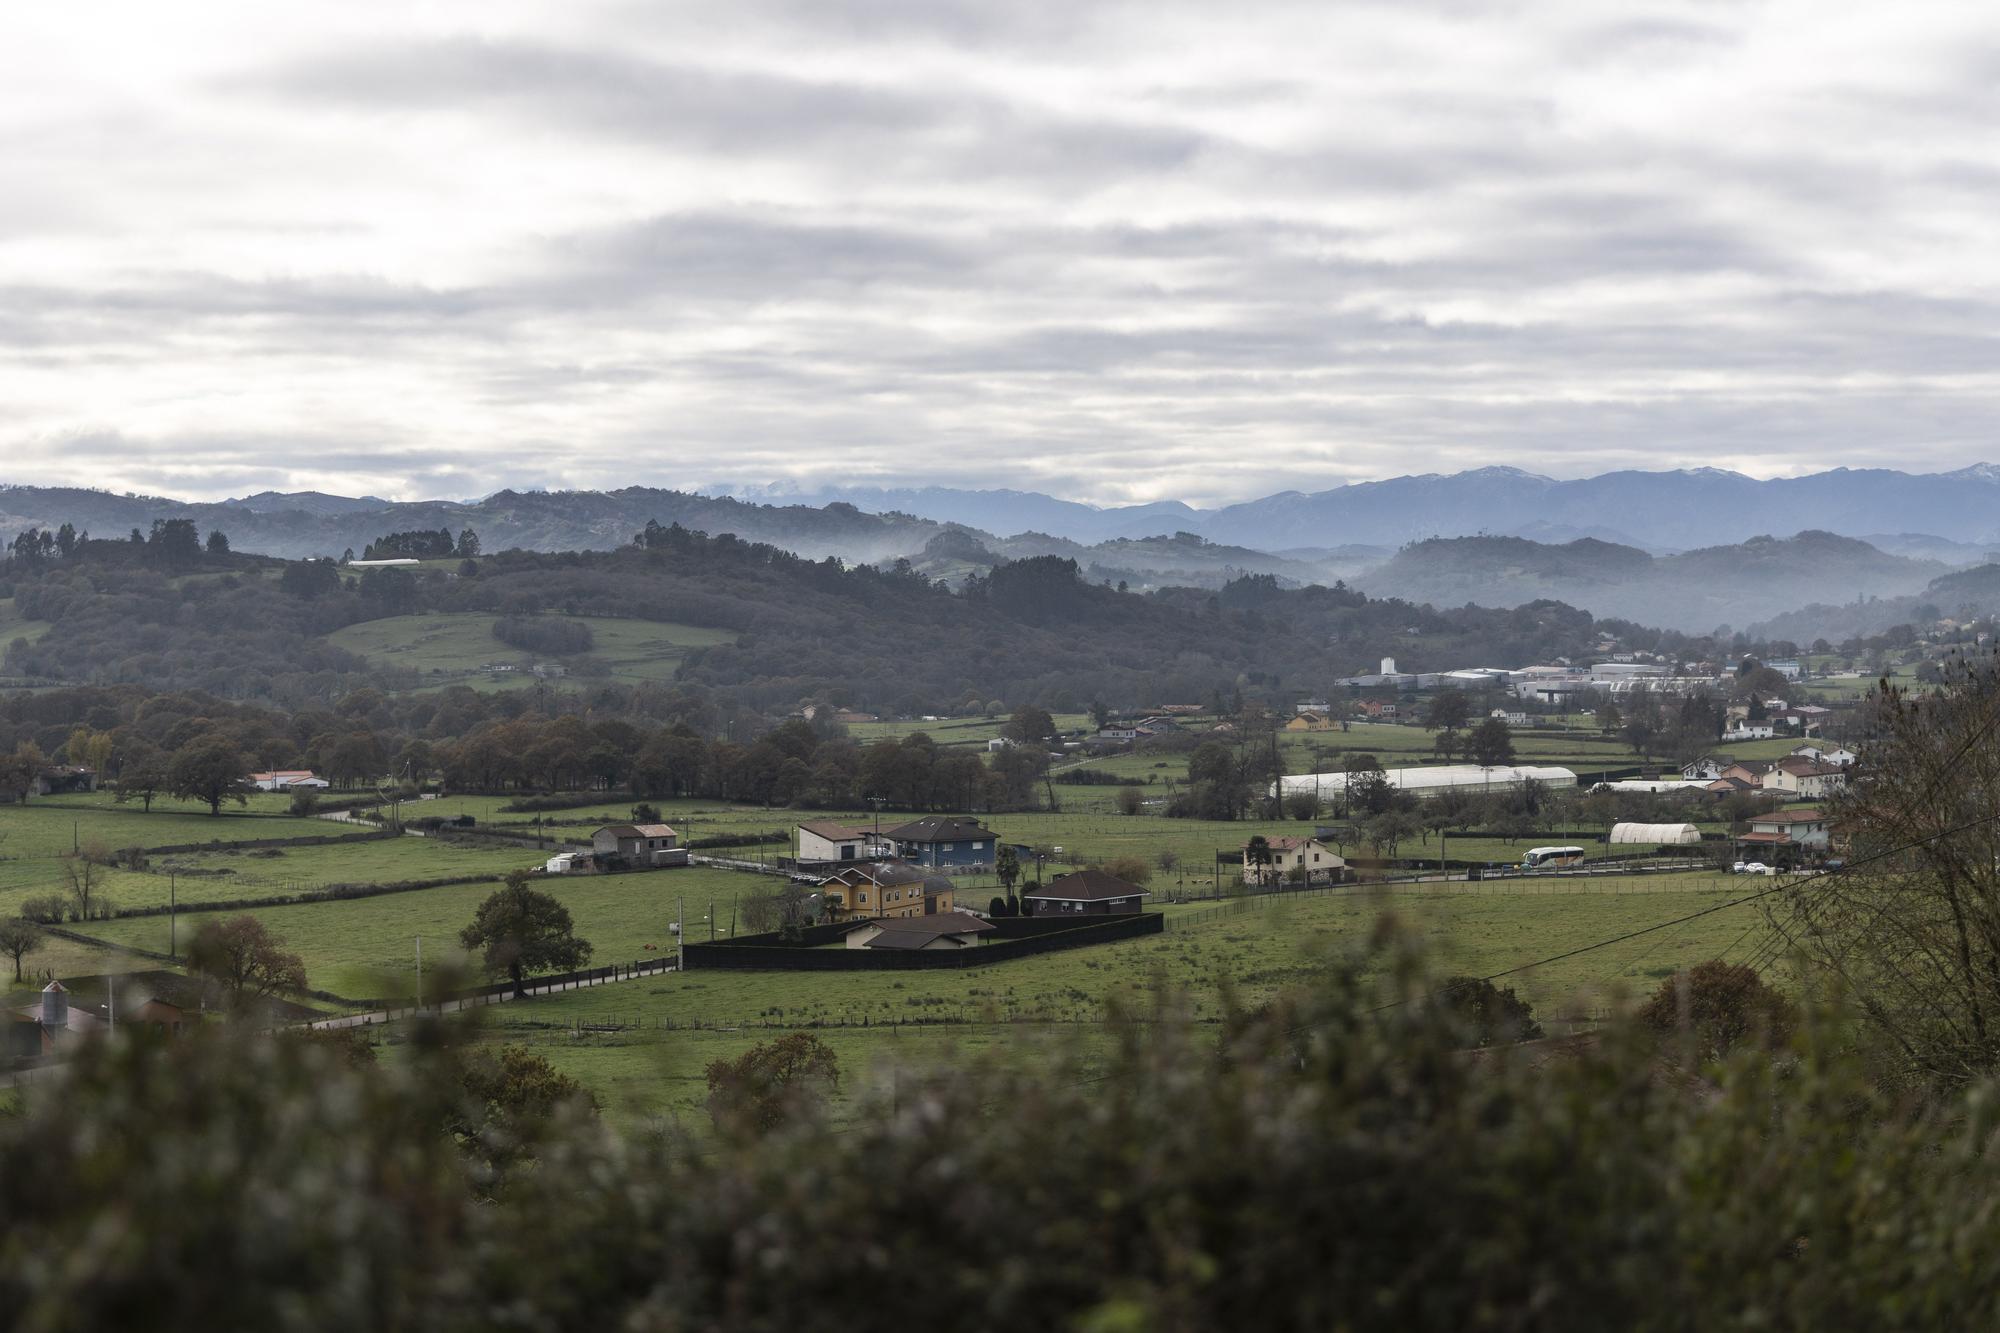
[3,0,1998,503]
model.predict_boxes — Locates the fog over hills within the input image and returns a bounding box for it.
[7,466,2000,627]
[728,465,2000,552]
[1356,531,1949,633]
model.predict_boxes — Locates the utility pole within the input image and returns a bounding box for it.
[168,872,178,959]
[415,935,423,1009]
[708,899,714,941]
[677,895,685,971]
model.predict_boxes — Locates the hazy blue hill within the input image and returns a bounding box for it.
[1358,530,1942,632]
[8,466,2000,616]
[1357,535,1655,608]
[217,490,390,515]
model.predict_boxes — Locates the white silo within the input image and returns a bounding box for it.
[40,979,68,1029]
[1380,657,1397,675]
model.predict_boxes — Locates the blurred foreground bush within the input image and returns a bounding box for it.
[2,950,1998,1331]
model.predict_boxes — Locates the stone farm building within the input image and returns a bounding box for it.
[590,824,688,869]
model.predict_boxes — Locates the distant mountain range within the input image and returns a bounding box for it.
[0,485,1356,592]
[747,465,2000,552]
[8,465,2000,630]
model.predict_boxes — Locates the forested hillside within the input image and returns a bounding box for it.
[3,520,1637,715]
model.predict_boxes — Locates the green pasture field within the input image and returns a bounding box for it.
[1809,668,1910,701]
[84,865,774,1001]
[145,834,543,900]
[0,936,162,1007]
[842,713,1094,749]
[450,880,1775,1126]
[327,612,734,688]
[0,598,52,647]
[0,797,331,859]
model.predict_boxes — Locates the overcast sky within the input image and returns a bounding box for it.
[3,1,1998,506]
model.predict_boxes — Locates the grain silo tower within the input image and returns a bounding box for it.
[40,980,68,1031]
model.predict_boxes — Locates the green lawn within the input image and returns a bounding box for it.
[843,713,1094,750]
[84,865,781,1001]
[146,834,544,902]
[5,791,324,848]
[327,612,734,688]
[448,880,1775,1126]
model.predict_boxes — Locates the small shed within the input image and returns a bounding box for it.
[1609,822,1702,846]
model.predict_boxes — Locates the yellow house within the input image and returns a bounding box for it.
[1285,711,1337,732]
[817,862,956,920]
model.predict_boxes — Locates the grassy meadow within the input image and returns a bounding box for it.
[1,741,1783,1123]
[0,598,53,649]
[327,612,734,688]
[446,876,1773,1127]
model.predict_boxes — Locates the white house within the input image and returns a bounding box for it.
[796,821,891,864]
[1722,724,1775,742]
[1244,836,1346,884]
[249,770,329,791]
[1743,809,1832,852]
[1791,744,1857,768]
[1680,756,1728,781]
[1761,757,1849,800]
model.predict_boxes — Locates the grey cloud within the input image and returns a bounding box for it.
[1565,17,1738,63]
[241,36,1210,183]
[8,3,2000,503]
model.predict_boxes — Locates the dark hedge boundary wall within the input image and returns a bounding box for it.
[682,912,1163,972]
[133,829,401,856]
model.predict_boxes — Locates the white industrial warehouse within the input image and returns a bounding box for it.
[1274,764,1578,799]
[1608,822,1703,846]
[1592,779,1710,795]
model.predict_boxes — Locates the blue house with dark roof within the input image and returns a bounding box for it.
[883,815,998,869]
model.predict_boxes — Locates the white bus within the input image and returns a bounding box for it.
[1521,846,1586,871]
